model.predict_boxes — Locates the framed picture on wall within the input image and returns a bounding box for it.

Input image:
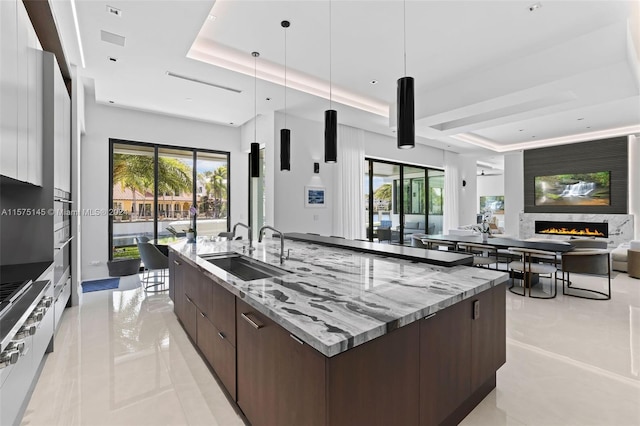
[305,186,326,208]
[480,195,505,214]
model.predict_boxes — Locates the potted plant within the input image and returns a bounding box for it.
[480,219,491,243]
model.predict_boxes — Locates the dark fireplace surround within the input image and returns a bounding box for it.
[535,221,608,238]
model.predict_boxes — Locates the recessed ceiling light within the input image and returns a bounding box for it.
[577,118,584,121]
[185,97,192,101]
[370,80,378,85]
[266,97,271,101]
[108,56,117,62]
[109,100,114,104]
[528,2,542,12]
[208,15,216,21]
[586,126,591,129]
[532,135,536,138]
[229,122,234,125]
[519,129,524,132]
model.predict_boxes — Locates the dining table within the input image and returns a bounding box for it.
[418,234,575,253]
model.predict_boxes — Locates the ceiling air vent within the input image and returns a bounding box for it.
[166,72,242,94]
[106,6,122,17]
[101,30,126,47]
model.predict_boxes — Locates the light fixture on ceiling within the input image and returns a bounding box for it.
[528,2,542,12]
[250,51,260,178]
[280,20,291,171]
[324,0,337,163]
[397,0,414,149]
[370,80,378,85]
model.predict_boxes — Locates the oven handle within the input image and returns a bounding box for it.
[54,198,73,204]
[54,236,74,250]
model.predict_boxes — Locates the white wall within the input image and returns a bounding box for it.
[503,151,524,237]
[365,132,445,169]
[458,155,478,226]
[273,113,335,235]
[477,174,505,225]
[81,98,243,280]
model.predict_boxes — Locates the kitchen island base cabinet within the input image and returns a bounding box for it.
[197,313,236,399]
[236,298,326,426]
[169,250,506,426]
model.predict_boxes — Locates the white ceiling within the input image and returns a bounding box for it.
[51,0,640,158]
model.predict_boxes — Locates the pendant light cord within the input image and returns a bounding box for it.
[284,25,287,128]
[403,0,407,76]
[329,0,332,109]
[254,53,257,142]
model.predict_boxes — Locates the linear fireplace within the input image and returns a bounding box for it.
[535,221,608,238]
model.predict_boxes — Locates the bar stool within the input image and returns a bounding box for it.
[457,242,499,269]
[508,248,559,299]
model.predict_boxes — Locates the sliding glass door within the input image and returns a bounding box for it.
[109,140,230,260]
[364,158,443,245]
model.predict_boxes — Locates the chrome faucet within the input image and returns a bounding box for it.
[233,222,254,252]
[258,226,286,264]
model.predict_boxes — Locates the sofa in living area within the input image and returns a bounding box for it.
[398,221,426,238]
[611,240,640,278]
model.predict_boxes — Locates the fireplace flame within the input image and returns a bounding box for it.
[539,227,605,237]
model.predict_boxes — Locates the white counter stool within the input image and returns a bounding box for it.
[508,248,559,299]
[457,242,498,269]
[561,249,611,300]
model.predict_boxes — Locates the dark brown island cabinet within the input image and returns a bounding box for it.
[169,250,506,426]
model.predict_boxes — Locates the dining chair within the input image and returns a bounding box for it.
[560,248,611,300]
[457,242,499,269]
[421,238,457,251]
[508,248,559,299]
[137,242,169,293]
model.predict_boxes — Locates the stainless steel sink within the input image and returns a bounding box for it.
[201,253,289,281]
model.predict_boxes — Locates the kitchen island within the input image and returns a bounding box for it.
[169,236,508,426]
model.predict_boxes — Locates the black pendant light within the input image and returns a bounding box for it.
[324,0,337,163]
[397,0,415,149]
[250,51,260,178]
[280,20,291,171]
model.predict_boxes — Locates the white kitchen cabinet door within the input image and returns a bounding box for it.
[53,66,71,192]
[16,0,30,182]
[0,0,18,180]
[61,89,71,192]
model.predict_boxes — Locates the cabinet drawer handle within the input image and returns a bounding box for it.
[185,295,192,304]
[218,332,225,340]
[173,260,181,266]
[289,334,304,345]
[241,313,263,330]
[423,313,436,320]
[200,312,205,318]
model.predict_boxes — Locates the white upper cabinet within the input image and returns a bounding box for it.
[52,64,70,193]
[1,0,44,186]
[1,0,19,180]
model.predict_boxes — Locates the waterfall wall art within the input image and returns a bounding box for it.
[534,171,610,206]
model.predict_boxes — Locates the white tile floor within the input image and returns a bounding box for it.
[21,271,640,426]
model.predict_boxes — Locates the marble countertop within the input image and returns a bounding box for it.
[170,237,508,357]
